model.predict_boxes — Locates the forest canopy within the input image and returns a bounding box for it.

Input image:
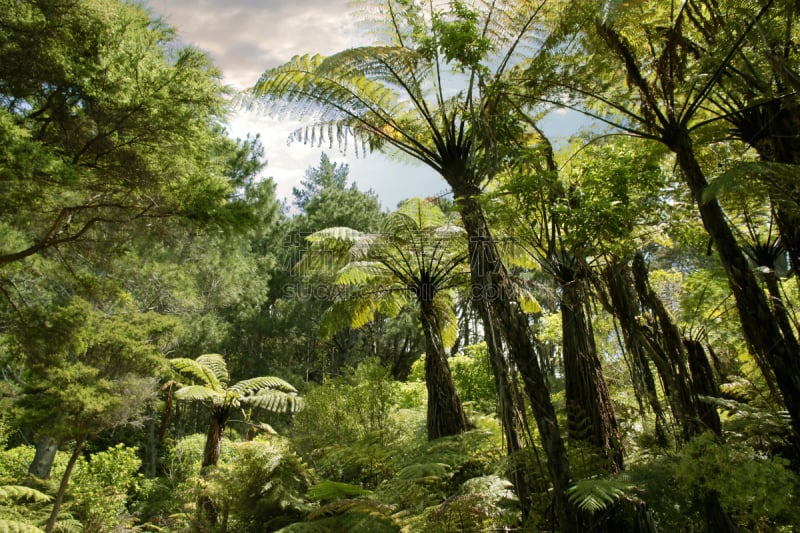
[1,0,799,532]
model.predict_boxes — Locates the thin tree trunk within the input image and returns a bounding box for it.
[29,435,59,480]
[479,299,533,518]
[560,269,623,472]
[45,436,85,533]
[632,253,701,441]
[456,193,579,533]
[601,260,669,446]
[419,299,468,440]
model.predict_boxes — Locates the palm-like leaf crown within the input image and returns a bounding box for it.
[302,198,468,346]
[248,0,553,187]
[170,354,301,414]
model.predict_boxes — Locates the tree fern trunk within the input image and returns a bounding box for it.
[202,412,226,468]
[673,132,800,445]
[601,260,669,446]
[479,298,533,517]
[560,268,623,472]
[455,192,579,533]
[419,299,468,440]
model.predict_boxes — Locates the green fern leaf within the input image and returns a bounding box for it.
[0,520,46,533]
[0,486,51,503]
[308,481,373,501]
[169,356,224,391]
[246,390,303,413]
[396,462,451,480]
[567,477,634,514]
[230,376,298,395]
[174,385,225,404]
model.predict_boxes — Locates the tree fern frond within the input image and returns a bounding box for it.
[0,520,46,533]
[396,462,451,480]
[307,226,366,246]
[304,498,400,526]
[308,480,373,501]
[335,262,391,286]
[566,477,635,514]
[396,197,447,230]
[703,161,792,203]
[174,385,226,405]
[195,354,230,384]
[0,486,51,503]
[169,357,223,391]
[231,376,298,395]
[246,390,303,413]
[50,518,83,533]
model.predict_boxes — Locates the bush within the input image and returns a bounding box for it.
[208,438,314,532]
[71,444,142,532]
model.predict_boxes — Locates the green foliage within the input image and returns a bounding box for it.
[423,475,518,533]
[292,359,404,484]
[0,0,238,266]
[447,343,497,413]
[277,499,402,533]
[171,354,302,415]
[206,439,314,532]
[566,476,635,514]
[308,481,372,502]
[70,445,142,532]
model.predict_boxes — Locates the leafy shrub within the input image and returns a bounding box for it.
[292,358,408,485]
[71,444,142,532]
[207,438,314,532]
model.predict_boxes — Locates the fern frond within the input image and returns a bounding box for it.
[231,376,298,395]
[700,395,791,438]
[703,161,794,203]
[0,520,46,533]
[306,226,365,246]
[0,486,51,503]
[308,480,373,501]
[396,198,447,230]
[396,462,451,481]
[195,354,230,384]
[567,477,635,514]
[246,390,303,414]
[335,262,391,286]
[169,357,223,391]
[174,385,225,405]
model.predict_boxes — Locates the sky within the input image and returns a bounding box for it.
[144,0,577,210]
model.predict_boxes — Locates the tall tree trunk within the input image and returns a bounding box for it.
[479,298,533,517]
[601,260,669,446]
[29,435,59,480]
[559,269,623,472]
[673,131,800,444]
[632,253,701,441]
[45,436,85,533]
[455,191,579,533]
[419,299,468,440]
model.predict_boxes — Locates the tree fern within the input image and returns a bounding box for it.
[566,477,635,514]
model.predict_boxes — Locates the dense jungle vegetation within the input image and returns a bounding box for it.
[2,0,800,531]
